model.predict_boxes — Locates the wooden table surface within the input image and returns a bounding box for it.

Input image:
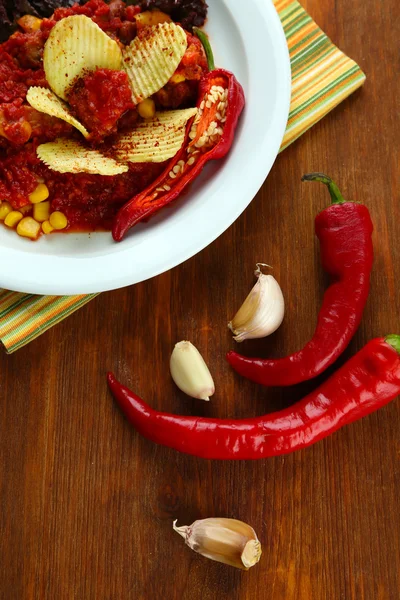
[1,1,399,598]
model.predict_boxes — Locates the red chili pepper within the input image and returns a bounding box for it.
[107,336,400,460]
[227,173,374,386]
[112,30,245,241]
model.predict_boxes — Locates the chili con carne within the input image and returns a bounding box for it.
[107,335,400,460]
[227,173,374,386]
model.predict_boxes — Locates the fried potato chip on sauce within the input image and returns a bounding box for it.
[113,108,197,163]
[122,23,188,104]
[37,139,128,176]
[43,15,123,101]
[26,87,90,138]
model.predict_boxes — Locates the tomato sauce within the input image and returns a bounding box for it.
[0,0,207,235]
[50,162,166,230]
[0,145,42,207]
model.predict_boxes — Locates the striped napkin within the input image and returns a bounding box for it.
[0,0,366,353]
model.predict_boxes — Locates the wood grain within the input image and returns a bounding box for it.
[1,1,399,598]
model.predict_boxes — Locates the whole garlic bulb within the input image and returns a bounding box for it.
[228,264,285,342]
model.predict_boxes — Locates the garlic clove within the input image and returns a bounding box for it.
[173,518,262,570]
[228,264,285,343]
[170,341,215,401]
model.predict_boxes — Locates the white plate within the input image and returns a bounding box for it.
[0,0,291,295]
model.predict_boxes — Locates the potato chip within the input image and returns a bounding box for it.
[122,23,188,104]
[26,87,90,138]
[37,139,128,176]
[44,15,123,101]
[113,108,197,163]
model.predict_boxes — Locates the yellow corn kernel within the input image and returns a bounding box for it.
[4,211,23,228]
[42,220,54,235]
[138,98,156,119]
[17,15,43,32]
[29,183,49,204]
[0,201,12,221]
[33,201,50,223]
[49,211,68,230]
[17,217,41,240]
[170,73,186,84]
[135,10,172,28]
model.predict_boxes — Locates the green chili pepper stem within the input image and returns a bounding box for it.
[193,27,215,72]
[385,335,400,354]
[302,173,346,205]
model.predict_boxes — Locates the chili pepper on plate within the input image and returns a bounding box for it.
[227,173,374,386]
[108,335,400,460]
[112,28,245,241]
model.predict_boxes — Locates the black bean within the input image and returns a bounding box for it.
[135,0,208,30]
[29,0,87,17]
[0,0,87,41]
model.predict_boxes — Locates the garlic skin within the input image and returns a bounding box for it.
[229,265,285,343]
[173,518,262,570]
[170,341,215,401]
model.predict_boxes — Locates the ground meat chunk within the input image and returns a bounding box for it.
[68,68,135,142]
[155,81,196,109]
